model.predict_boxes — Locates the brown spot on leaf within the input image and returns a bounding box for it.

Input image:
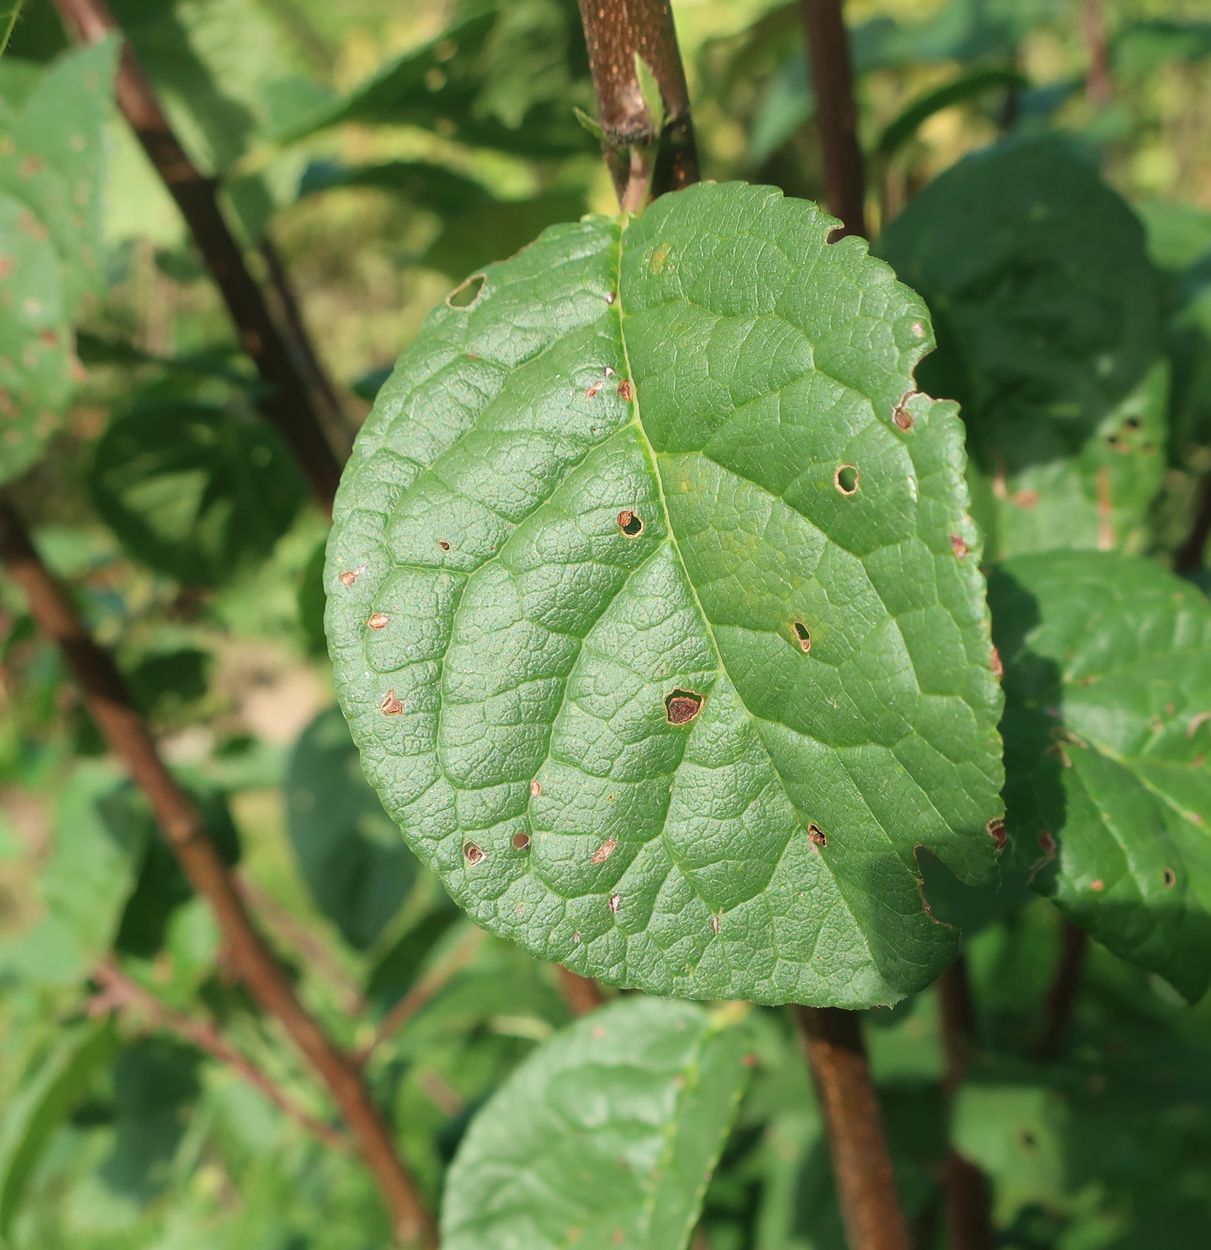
[608,893,621,914]
[367,612,389,630]
[339,565,366,587]
[463,841,485,865]
[1039,831,1056,855]
[1011,489,1040,509]
[991,646,1004,680]
[591,836,618,865]
[665,689,703,725]
[951,534,968,558]
[605,291,617,305]
[585,380,603,399]
[617,378,634,401]
[792,621,811,652]
[650,243,671,273]
[1091,878,1105,892]
[380,689,405,715]
[617,509,643,537]
[986,818,1007,851]
[512,832,531,851]
[437,539,451,551]
[807,823,828,848]
[710,914,720,935]
[530,779,542,797]
[893,404,914,430]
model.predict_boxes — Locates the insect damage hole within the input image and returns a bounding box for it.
[463,841,485,865]
[807,823,828,848]
[792,621,812,653]
[1163,867,1177,888]
[512,832,531,851]
[446,273,486,308]
[617,509,644,537]
[665,689,703,726]
[834,464,860,495]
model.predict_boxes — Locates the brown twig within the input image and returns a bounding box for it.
[577,0,698,210]
[52,0,342,514]
[1082,0,1112,108]
[938,960,995,1250]
[91,958,349,1152]
[0,498,434,1249]
[800,0,867,238]
[1176,475,1211,574]
[1036,920,1089,1058]
[557,966,607,1016]
[793,1007,910,1250]
[358,925,487,1065]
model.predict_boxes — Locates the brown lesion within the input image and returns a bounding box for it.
[664,688,703,725]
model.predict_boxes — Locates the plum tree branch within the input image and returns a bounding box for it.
[799,0,867,237]
[0,497,435,1249]
[792,1007,910,1250]
[577,0,698,209]
[91,958,350,1153]
[51,0,344,513]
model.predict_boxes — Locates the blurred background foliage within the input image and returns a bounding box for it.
[1,1,1210,1247]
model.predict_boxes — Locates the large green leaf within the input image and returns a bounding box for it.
[0,40,117,484]
[285,707,418,950]
[991,551,1211,1002]
[879,137,1169,560]
[440,998,751,1250]
[326,181,1004,1008]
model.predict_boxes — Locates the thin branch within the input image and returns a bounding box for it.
[52,0,343,514]
[792,1007,911,1250]
[1082,0,1112,108]
[91,958,349,1152]
[358,925,487,1064]
[577,0,698,209]
[0,498,434,1249]
[938,959,995,1250]
[557,966,607,1016]
[1176,475,1211,574]
[0,1,26,60]
[1035,920,1088,1058]
[799,0,867,238]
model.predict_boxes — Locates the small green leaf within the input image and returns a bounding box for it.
[991,551,1211,1001]
[89,400,306,588]
[440,998,752,1250]
[0,1018,119,1238]
[327,182,1004,1007]
[633,51,666,134]
[285,708,417,949]
[879,137,1169,560]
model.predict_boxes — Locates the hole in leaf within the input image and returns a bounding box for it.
[808,823,828,848]
[665,689,703,725]
[986,818,1007,851]
[617,509,644,537]
[463,841,484,865]
[825,226,846,244]
[835,464,859,495]
[792,621,812,652]
[437,539,451,551]
[512,833,531,851]
[446,273,486,309]
[1163,867,1177,888]
[710,915,720,934]
[367,612,389,630]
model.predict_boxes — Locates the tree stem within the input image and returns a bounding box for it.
[577,0,698,209]
[52,0,343,514]
[1036,920,1088,1058]
[0,498,435,1249]
[1082,0,1112,108]
[938,959,995,1250]
[799,0,867,237]
[792,1007,910,1250]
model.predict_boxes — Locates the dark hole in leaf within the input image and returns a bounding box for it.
[808,823,827,847]
[986,818,1007,851]
[825,226,846,244]
[1019,1130,1039,1154]
[1163,867,1176,887]
[617,509,644,537]
[665,688,703,726]
[792,621,811,652]
[447,273,486,309]
[437,539,451,551]
[835,464,859,495]
[512,833,531,851]
[1124,416,1142,430]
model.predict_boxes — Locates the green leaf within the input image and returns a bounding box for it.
[89,400,307,588]
[326,181,1004,1008]
[0,40,117,484]
[0,1018,120,1239]
[440,998,752,1250]
[991,551,1211,1001]
[879,137,1169,560]
[285,708,417,950]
